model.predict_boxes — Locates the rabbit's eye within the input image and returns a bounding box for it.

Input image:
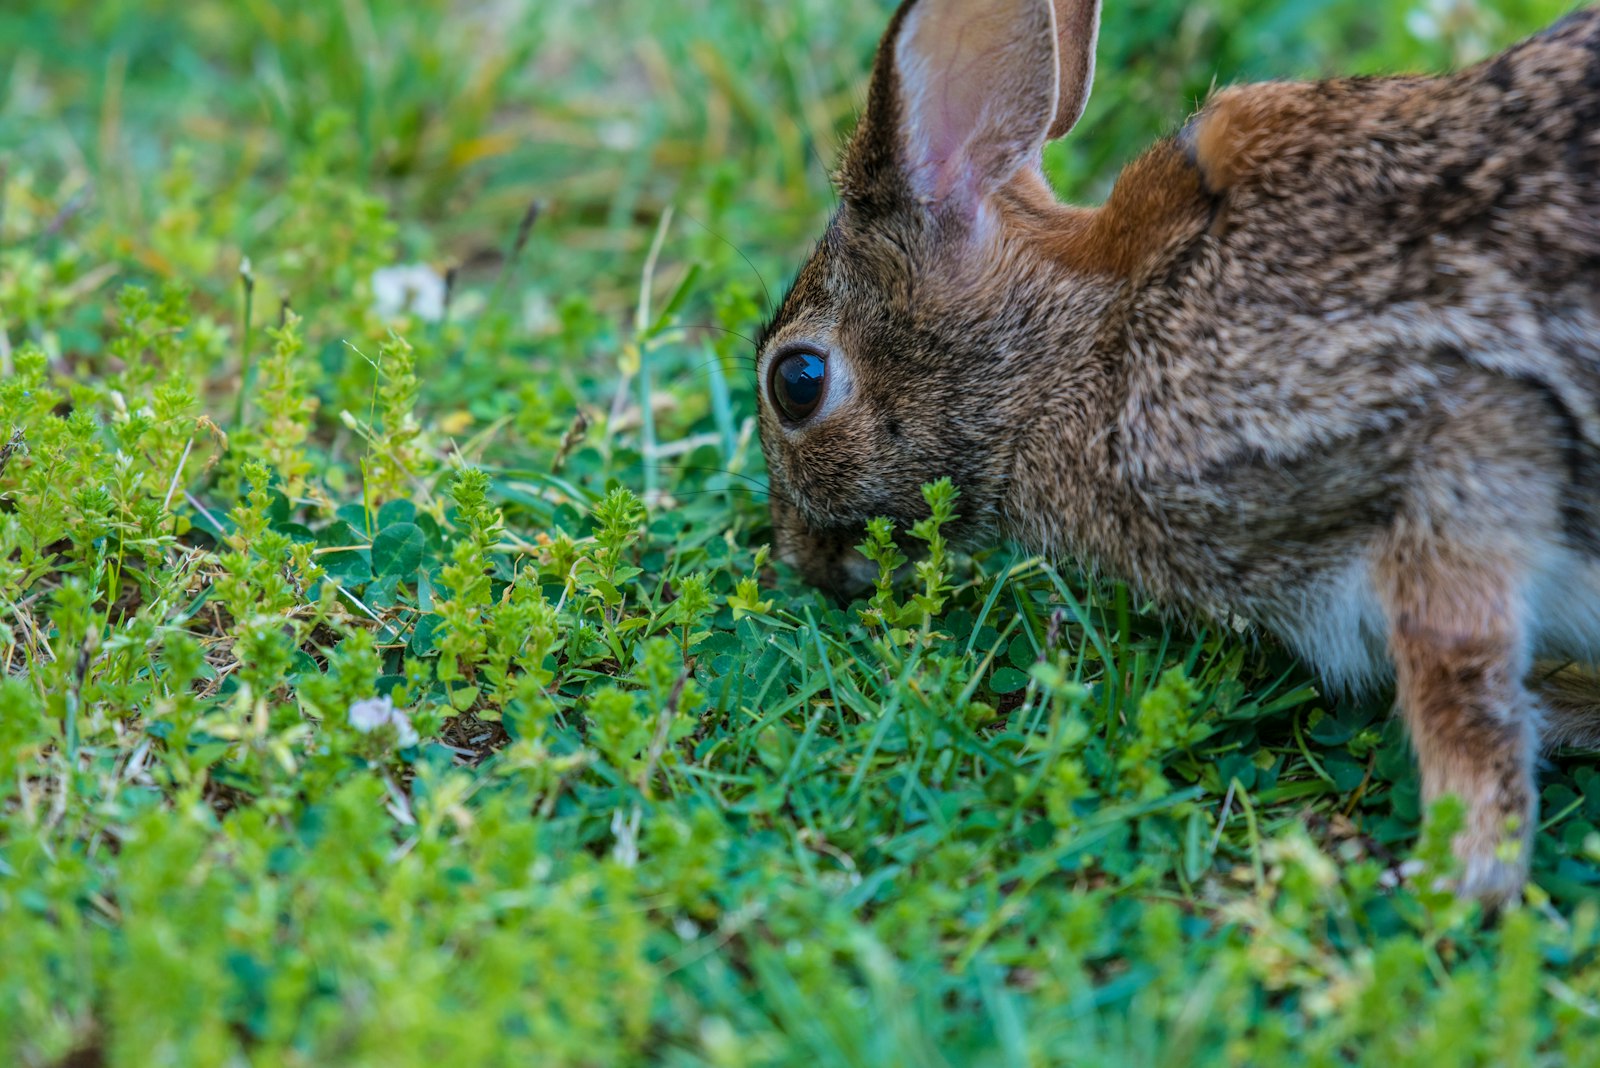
[769,349,826,424]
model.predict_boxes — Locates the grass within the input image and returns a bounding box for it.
[2,0,1599,1064]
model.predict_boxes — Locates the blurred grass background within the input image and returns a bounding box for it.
[2,0,1573,328]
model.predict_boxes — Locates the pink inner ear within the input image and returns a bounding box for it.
[926,18,996,189]
[894,0,1058,210]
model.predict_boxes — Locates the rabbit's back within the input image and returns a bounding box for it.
[1100,9,1600,669]
[1140,7,1600,466]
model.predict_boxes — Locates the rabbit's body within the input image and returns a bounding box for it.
[1022,14,1600,681]
[757,0,1600,903]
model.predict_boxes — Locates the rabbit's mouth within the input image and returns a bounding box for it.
[771,511,925,605]
[770,519,874,600]
[768,493,883,600]
[777,539,920,605]
[779,542,879,602]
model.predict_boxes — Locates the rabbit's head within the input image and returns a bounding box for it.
[757,0,1114,592]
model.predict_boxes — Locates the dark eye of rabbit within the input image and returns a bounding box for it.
[769,349,826,423]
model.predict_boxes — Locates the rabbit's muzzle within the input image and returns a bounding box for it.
[767,494,880,601]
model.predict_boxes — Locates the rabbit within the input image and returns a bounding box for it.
[755,0,1600,906]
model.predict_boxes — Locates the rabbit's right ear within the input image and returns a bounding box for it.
[841,0,1100,222]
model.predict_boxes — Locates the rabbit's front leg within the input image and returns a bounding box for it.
[1375,536,1537,905]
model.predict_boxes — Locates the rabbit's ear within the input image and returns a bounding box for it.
[1047,0,1100,140]
[849,0,1097,217]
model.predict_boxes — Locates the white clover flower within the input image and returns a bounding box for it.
[371,263,446,323]
[598,119,639,151]
[1378,858,1426,889]
[1406,0,1445,42]
[348,694,419,747]
[521,290,555,334]
[1406,0,1493,61]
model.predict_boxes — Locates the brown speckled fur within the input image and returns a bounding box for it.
[757,0,1600,904]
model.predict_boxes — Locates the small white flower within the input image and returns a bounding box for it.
[1406,6,1441,42]
[610,805,641,868]
[371,263,447,322]
[598,120,639,151]
[521,290,555,334]
[1379,858,1427,889]
[348,695,419,747]
[347,695,392,732]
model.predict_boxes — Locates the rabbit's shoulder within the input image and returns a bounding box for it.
[1110,12,1600,486]
[1009,141,1213,281]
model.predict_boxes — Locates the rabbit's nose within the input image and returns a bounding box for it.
[772,532,858,597]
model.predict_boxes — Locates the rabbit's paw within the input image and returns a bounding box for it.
[1452,835,1530,910]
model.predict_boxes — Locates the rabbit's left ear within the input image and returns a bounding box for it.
[1047,0,1100,139]
[847,0,1099,219]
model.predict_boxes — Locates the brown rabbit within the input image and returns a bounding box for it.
[755,0,1600,904]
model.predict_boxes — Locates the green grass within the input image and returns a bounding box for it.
[3,0,1599,1064]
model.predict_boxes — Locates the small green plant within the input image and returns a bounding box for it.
[907,477,960,626]
[857,477,959,635]
[858,515,907,630]
[589,485,647,594]
[433,467,504,684]
[665,570,714,656]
